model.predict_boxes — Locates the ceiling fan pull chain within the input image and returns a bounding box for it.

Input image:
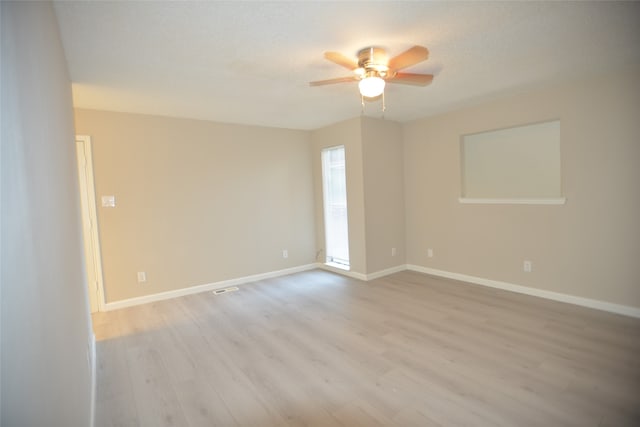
[382,91,386,115]
[361,94,365,113]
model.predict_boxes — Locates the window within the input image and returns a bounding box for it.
[321,146,349,267]
[460,120,565,204]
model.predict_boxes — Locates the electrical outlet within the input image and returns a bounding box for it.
[137,271,147,283]
[391,247,397,256]
[427,248,434,258]
[523,261,532,273]
[282,249,288,259]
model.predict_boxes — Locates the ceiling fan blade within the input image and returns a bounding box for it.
[309,76,356,86]
[388,72,434,86]
[388,46,429,71]
[324,51,358,70]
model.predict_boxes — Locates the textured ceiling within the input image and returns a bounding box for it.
[53,1,640,130]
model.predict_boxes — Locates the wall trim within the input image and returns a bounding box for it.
[318,263,407,281]
[104,264,317,311]
[75,135,107,312]
[365,264,407,281]
[102,261,640,318]
[406,264,640,319]
[317,263,368,281]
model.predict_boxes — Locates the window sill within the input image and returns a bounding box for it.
[458,197,566,205]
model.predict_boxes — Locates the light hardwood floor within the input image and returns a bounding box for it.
[93,269,640,427]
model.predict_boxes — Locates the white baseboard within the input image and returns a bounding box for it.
[89,332,96,427]
[406,264,640,319]
[316,263,405,281]
[101,261,640,318]
[104,264,317,311]
[317,263,367,280]
[365,265,407,281]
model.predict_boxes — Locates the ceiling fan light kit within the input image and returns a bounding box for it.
[310,45,434,111]
[359,75,385,98]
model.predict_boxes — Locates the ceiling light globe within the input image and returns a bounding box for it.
[359,76,385,98]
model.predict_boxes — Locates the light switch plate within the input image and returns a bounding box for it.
[101,195,116,207]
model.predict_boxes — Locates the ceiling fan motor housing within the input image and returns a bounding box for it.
[357,47,390,79]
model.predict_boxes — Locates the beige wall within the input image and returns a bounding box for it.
[1,2,93,425]
[75,65,640,311]
[311,117,405,276]
[404,66,640,307]
[361,117,406,272]
[74,109,316,302]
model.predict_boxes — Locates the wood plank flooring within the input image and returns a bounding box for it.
[92,270,640,427]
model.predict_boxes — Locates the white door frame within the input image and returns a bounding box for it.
[75,135,105,312]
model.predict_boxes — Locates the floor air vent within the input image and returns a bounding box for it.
[212,286,239,295]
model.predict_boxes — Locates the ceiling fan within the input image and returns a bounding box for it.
[310,45,434,99]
